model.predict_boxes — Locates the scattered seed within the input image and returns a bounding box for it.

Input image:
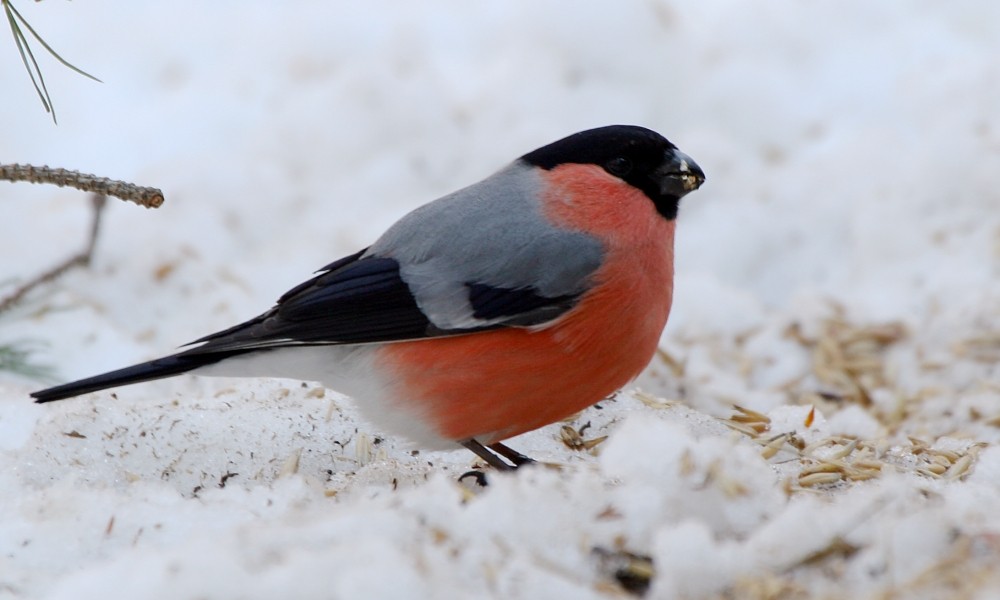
[705,461,749,497]
[279,448,302,477]
[800,461,845,476]
[559,423,608,452]
[731,404,771,424]
[944,454,975,480]
[678,449,696,476]
[723,420,767,437]
[796,536,860,566]
[827,440,859,461]
[761,434,789,460]
[655,348,685,377]
[798,472,843,487]
[634,390,677,409]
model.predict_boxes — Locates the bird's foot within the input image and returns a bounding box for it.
[458,469,490,488]
[458,439,537,486]
[487,442,536,467]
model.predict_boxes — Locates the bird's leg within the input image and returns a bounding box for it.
[488,442,536,467]
[460,439,515,471]
[458,440,538,487]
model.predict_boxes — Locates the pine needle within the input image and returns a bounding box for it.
[3,0,102,124]
[0,339,55,382]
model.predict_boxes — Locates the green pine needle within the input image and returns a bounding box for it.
[0,340,55,383]
[3,0,102,124]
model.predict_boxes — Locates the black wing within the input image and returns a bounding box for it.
[190,250,436,350]
[195,250,585,352]
[31,250,433,403]
[465,282,580,326]
[31,249,584,403]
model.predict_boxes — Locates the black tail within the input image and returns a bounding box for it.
[30,351,240,403]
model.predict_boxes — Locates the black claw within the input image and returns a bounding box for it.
[488,442,536,467]
[458,470,490,487]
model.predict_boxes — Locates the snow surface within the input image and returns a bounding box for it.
[2,1,999,598]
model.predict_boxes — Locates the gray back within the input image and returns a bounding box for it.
[369,161,605,330]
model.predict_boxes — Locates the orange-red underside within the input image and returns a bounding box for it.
[378,164,676,443]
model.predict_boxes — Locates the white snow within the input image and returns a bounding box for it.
[2,1,999,598]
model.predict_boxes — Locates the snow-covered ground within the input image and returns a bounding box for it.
[1,1,999,598]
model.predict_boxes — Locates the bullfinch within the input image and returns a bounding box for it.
[31,125,705,470]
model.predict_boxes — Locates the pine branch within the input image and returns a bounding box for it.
[0,164,164,208]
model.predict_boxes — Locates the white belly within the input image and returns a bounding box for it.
[193,345,453,449]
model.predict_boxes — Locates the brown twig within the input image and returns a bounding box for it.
[0,164,163,208]
[0,193,106,314]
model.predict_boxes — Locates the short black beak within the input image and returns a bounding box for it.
[658,149,705,199]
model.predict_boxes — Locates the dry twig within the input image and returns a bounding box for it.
[0,193,106,313]
[0,164,164,208]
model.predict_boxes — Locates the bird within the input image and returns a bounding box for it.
[31,125,705,471]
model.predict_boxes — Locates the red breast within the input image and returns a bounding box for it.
[376,163,676,444]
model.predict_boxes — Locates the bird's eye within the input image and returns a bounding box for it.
[605,156,632,177]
